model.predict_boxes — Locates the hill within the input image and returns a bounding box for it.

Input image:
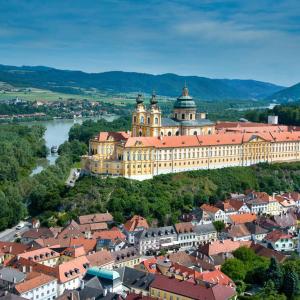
[0,64,284,101]
[268,82,300,102]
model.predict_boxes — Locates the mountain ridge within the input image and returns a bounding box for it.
[0,64,286,101]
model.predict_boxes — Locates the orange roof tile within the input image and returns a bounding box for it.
[199,239,251,256]
[87,249,114,267]
[199,269,234,286]
[200,204,220,214]
[229,213,257,224]
[175,222,194,234]
[15,273,56,294]
[92,228,126,241]
[265,230,292,242]
[18,247,60,263]
[55,255,89,283]
[78,213,113,225]
[124,215,149,232]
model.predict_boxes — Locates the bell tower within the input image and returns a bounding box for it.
[148,91,161,137]
[132,94,147,137]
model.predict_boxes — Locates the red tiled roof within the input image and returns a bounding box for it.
[250,243,287,263]
[199,239,251,256]
[55,256,89,283]
[18,247,60,263]
[201,204,220,214]
[78,213,113,225]
[87,249,114,267]
[97,131,130,142]
[150,275,236,300]
[264,230,292,242]
[0,242,34,256]
[15,273,56,294]
[92,228,125,241]
[229,213,257,224]
[124,215,149,232]
[199,269,234,286]
[175,222,194,234]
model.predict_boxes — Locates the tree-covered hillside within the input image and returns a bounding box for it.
[245,102,300,125]
[0,64,284,100]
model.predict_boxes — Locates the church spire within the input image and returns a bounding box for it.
[150,90,158,105]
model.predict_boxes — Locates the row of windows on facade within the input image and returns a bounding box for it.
[133,113,194,125]
[97,152,297,169]
[95,141,300,156]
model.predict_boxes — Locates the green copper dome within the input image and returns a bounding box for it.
[174,86,196,109]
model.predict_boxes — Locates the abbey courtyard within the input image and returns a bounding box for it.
[82,86,300,180]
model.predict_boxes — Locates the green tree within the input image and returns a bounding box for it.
[221,258,247,281]
[282,268,299,299]
[213,220,225,232]
[267,257,283,291]
[251,280,287,300]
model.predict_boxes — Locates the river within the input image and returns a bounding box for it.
[30,115,118,175]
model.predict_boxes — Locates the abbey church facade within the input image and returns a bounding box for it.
[82,87,300,180]
[131,87,214,138]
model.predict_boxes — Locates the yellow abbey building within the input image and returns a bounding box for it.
[82,87,300,180]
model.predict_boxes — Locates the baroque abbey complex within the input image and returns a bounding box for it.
[82,86,300,180]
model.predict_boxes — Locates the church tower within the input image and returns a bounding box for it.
[131,92,162,137]
[132,94,147,137]
[148,92,161,137]
[173,85,197,121]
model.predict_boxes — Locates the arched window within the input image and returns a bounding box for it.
[190,114,193,120]
[147,117,150,124]
[139,131,142,137]
[182,114,185,120]
[175,113,178,119]
[193,131,197,135]
[155,117,158,125]
[140,116,144,124]
[161,132,164,136]
[168,131,172,136]
[176,131,179,136]
[133,116,137,123]
[208,129,212,135]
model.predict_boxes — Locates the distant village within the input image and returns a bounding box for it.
[0,189,299,300]
[0,98,122,121]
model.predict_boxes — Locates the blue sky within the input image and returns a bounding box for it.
[0,0,299,86]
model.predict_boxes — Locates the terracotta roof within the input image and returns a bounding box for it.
[229,213,257,224]
[90,223,108,231]
[34,237,97,254]
[57,220,84,239]
[0,242,34,256]
[55,255,89,283]
[124,215,149,232]
[87,249,114,267]
[224,224,251,238]
[175,222,194,234]
[264,230,292,242]
[138,256,163,274]
[92,228,126,241]
[14,273,56,294]
[18,247,60,263]
[199,239,251,256]
[199,269,234,286]
[62,245,86,258]
[250,243,287,263]
[150,275,236,300]
[227,199,246,211]
[78,213,113,225]
[69,238,97,254]
[97,131,130,142]
[21,228,54,240]
[200,204,220,214]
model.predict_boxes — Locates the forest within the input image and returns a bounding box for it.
[245,102,300,125]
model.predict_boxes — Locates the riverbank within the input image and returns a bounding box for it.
[29,115,118,175]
